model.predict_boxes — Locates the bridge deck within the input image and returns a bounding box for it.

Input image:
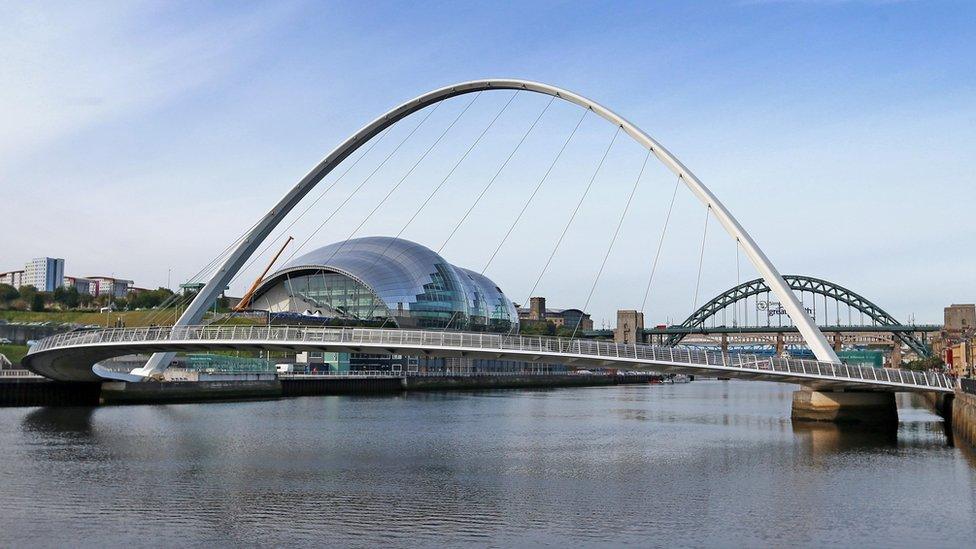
[23,325,954,393]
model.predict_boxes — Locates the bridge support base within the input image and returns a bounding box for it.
[791,389,897,425]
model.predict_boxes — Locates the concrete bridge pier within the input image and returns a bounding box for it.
[791,387,898,425]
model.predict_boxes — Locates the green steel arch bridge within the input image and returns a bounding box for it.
[587,275,936,358]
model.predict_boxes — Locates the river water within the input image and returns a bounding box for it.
[0,381,973,547]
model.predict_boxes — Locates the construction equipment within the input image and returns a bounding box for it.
[233,236,293,312]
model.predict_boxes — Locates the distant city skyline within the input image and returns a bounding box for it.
[2,1,973,325]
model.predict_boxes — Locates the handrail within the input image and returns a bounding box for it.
[0,369,43,378]
[278,369,609,379]
[25,325,954,391]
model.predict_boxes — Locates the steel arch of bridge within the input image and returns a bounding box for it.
[664,275,930,356]
[134,78,840,378]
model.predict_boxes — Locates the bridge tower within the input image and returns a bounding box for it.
[614,310,644,345]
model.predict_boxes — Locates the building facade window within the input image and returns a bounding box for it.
[251,236,518,333]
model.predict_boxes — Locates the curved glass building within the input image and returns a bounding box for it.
[250,236,519,334]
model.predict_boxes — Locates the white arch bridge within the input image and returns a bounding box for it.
[129,77,840,378]
[22,325,953,393]
[25,78,937,391]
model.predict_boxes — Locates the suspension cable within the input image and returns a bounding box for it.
[570,146,650,340]
[639,174,682,315]
[444,98,590,330]
[304,90,510,327]
[482,108,589,275]
[141,225,259,326]
[522,125,621,308]
[141,212,265,320]
[368,92,551,334]
[333,92,521,329]
[692,204,711,312]
[283,98,446,265]
[156,126,398,326]
[326,91,488,262]
[361,91,518,275]
[437,94,556,254]
[230,126,393,288]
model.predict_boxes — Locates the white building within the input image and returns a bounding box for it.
[24,257,65,292]
[64,276,98,296]
[0,270,24,289]
[88,276,134,298]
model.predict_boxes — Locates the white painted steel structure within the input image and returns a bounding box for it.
[24,326,950,393]
[0,369,43,379]
[135,78,839,379]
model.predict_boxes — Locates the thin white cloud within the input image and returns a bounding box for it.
[0,1,299,173]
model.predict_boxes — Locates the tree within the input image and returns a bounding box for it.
[62,286,80,308]
[19,285,37,305]
[903,355,945,372]
[555,325,579,338]
[0,283,18,306]
[520,320,556,336]
[52,286,80,309]
[30,293,45,312]
[127,287,175,309]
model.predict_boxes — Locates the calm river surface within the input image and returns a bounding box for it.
[1,381,974,547]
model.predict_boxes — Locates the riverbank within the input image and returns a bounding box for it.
[0,377,101,406]
[0,373,664,407]
[918,384,976,452]
[921,391,954,421]
[952,384,976,448]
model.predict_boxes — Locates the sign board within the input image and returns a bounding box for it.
[756,300,813,319]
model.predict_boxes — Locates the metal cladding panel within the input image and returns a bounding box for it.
[284,238,444,304]
[458,267,519,334]
[261,236,516,332]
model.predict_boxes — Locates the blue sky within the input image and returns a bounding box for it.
[2,0,973,325]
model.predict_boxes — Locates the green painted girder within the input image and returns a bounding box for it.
[661,275,931,356]
[584,324,940,337]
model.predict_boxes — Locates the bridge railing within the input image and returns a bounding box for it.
[0,369,43,378]
[27,325,954,390]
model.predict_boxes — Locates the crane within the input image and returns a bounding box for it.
[233,236,294,312]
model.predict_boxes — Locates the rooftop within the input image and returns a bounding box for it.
[86,276,134,283]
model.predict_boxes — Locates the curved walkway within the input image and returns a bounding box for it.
[24,325,953,393]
